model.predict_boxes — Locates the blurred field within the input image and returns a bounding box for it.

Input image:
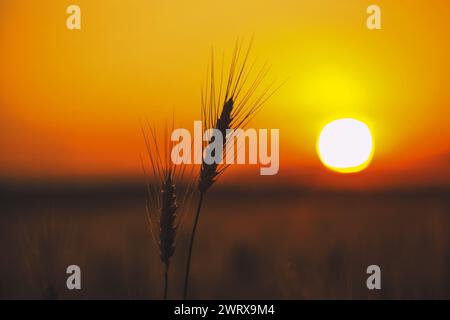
[1,184,449,299]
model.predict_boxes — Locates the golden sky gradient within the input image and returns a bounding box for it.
[1,0,449,189]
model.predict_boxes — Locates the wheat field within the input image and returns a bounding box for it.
[1,184,449,299]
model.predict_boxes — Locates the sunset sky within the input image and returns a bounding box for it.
[1,0,449,189]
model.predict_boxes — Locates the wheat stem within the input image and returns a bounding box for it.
[183,192,204,299]
[163,264,169,300]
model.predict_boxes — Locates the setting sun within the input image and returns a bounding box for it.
[317,118,374,173]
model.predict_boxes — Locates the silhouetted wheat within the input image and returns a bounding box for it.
[142,122,194,300]
[183,40,278,299]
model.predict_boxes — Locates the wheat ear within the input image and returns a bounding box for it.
[159,173,178,299]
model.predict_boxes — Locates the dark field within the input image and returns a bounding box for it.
[1,184,449,299]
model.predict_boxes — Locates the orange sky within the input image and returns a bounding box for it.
[0,0,449,189]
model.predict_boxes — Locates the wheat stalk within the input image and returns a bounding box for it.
[142,122,194,300]
[183,39,278,299]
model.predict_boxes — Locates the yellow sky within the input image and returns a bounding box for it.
[1,0,449,188]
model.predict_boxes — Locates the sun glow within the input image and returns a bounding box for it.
[317,118,374,173]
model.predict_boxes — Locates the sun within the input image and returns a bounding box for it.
[317,118,374,173]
